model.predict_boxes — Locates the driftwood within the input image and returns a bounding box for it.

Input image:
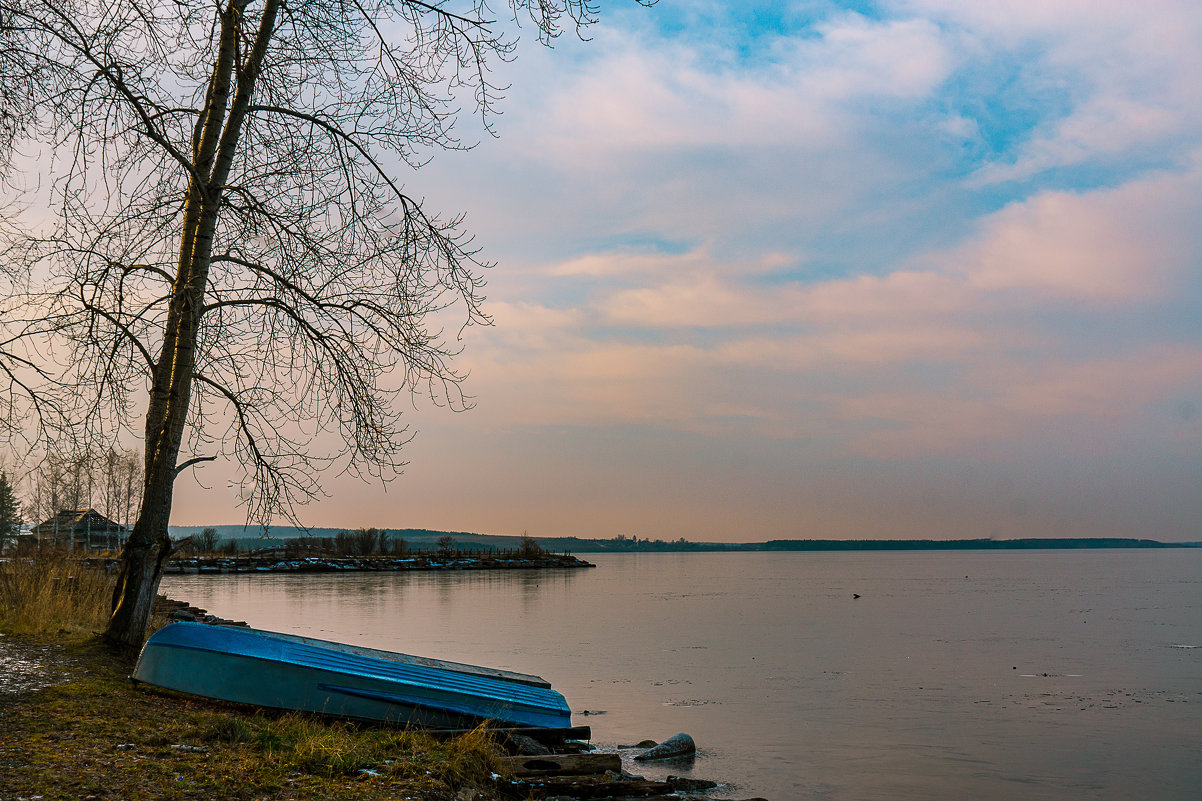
[619,797,769,801]
[431,725,591,745]
[497,777,674,798]
[499,753,622,776]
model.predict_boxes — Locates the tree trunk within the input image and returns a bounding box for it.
[101,0,282,649]
[105,521,171,648]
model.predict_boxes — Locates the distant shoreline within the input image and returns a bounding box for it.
[166,526,1200,555]
[576,537,1200,553]
[749,537,1195,552]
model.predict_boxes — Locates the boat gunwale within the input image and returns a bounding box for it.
[228,625,553,688]
[132,622,572,728]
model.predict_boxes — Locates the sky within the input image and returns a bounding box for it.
[175,0,1202,542]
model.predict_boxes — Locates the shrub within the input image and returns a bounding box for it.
[517,532,545,558]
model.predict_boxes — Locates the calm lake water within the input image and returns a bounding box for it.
[162,549,1202,800]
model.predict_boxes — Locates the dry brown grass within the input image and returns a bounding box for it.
[0,559,510,799]
[0,552,115,636]
[0,640,508,800]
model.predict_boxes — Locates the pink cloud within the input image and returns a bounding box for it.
[460,162,1202,465]
[521,14,953,164]
[939,169,1202,302]
[835,345,1202,458]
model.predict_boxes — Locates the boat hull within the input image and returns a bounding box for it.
[132,622,572,729]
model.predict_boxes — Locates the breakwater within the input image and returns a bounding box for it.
[85,553,594,574]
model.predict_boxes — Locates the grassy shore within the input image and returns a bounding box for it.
[0,557,509,800]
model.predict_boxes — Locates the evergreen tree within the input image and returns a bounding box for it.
[0,471,21,545]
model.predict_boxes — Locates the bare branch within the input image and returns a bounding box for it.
[0,0,649,646]
[174,454,218,475]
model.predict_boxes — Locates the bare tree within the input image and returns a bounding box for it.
[1,10,71,464]
[388,533,409,556]
[20,446,139,527]
[94,448,143,526]
[353,527,383,556]
[116,451,144,529]
[0,0,647,646]
[99,448,121,521]
[196,527,219,553]
[24,449,80,523]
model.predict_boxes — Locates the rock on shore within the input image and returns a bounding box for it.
[633,732,697,761]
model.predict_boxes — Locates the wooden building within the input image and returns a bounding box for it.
[27,508,130,552]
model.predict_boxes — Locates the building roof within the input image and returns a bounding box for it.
[29,508,128,537]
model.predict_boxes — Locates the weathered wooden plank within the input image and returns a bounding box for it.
[431,725,591,743]
[497,778,674,798]
[598,796,768,801]
[499,752,622,776]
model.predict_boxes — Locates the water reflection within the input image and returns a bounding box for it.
[162,551,1202,801]
[164,566,582,665]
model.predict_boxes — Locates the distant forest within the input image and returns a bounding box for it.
[531,536,1195,552]
[168,525,1199,554]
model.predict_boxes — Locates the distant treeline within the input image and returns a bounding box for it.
[172,527,550,559]
[546,536,1194,552]
[754,538,1186,551]
[168,525,1199,554]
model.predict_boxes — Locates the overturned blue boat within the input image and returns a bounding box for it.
[132,622,572,729]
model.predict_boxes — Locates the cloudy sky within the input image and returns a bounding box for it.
[172,0,1202,542]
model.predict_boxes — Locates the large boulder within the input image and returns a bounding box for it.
[633,732,696,761]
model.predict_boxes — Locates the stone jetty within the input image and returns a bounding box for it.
[84,552,594,574]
